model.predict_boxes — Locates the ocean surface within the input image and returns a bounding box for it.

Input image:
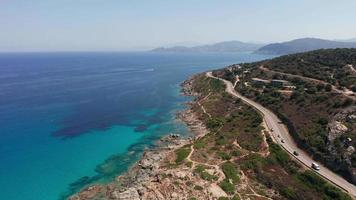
[0,52,271,200]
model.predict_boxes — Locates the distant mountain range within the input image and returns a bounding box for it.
[151,41,263,53]
[255,38,356,55]
[151,38,356,55]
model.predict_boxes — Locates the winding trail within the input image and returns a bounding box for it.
[197,92,212,118]
[260,66,355,99]
[206,72,356,197]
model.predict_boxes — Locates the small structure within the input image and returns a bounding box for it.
[243,70,250,74]
[251,78,270,87]
[284,85,297,90]
[271,79,290,88]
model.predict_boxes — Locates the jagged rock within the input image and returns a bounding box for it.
[111,188,140,200]
[346,146,355,155]
[171,192,178,198]
[328,121,348,141]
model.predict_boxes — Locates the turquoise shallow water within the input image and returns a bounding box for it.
[0,52,271,200]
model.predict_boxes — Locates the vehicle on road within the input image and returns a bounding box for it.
[293,151,299,156]
[270,128,273,132]
[281,139,285,143]
[278,121,283,124]
[312,162,320,170]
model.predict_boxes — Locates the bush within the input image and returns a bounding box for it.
[231,195,240,200]
[219,179,235,194]
[297,171,351,200]
[175,147,191,164]
[241,154,265,171]
[268,143,290,167]
[221,162,240,184]
[206,118,223,129]
[209,78,225,92]
[218,152,231,160]
[280,187,297,200]
[194,165,218,181]
[194,185,203,191]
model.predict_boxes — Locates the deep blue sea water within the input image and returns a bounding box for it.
[0,52,271,200]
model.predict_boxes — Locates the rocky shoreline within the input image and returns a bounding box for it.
[70,75,208,200]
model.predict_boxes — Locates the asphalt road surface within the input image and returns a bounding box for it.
[207,72,356,197]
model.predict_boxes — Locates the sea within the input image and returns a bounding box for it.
[0,52,271,200]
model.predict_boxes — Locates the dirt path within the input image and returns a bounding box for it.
[347,64,356,74]
[260,66,355,99]
[197,92,212,118]
[233,75,240,88]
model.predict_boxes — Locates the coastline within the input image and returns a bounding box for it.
[70,75,209,200]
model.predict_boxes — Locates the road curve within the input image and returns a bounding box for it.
[206,72,356,197]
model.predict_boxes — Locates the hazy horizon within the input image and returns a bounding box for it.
[1,0,356,52]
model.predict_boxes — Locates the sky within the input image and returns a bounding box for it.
[1,0,356,52]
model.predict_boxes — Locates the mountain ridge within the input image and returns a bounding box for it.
[151,40,263,53]
[255,38,356,55]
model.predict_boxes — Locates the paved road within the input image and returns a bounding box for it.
[206,72,356,197]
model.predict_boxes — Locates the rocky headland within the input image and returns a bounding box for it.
[70,76,211,200]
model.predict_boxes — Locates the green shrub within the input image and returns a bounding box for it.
[218,151,231,160]
[280,187,297,199]
[241,154,265,171]
[209,78,225,92]
[207,118,223,129]
[221,162,240,184]
[268,143,290,166]
[231,195,240,200]
[219,179,235,194]
[194,165,218,181]
[175,147,191,164]
[186,161,193,168]
[194,139,206,149]
[194,185,203,191]
[297,171,351,200]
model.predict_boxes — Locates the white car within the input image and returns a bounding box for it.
[312,162,320,170]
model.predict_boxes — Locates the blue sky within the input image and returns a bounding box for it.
[1,0,356,51]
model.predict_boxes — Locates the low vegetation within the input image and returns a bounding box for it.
[215,49,356,184]
[194,165,218,181]
[175,145,191,164]
[188,73,352,199]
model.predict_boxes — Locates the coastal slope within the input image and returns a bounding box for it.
[71,61,352,199]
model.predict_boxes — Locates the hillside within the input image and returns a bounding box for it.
[152,41,263,53]
[71,72,351,200]
[261,48,356,90]
[214,48,356,185]
[255,38,356,55]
